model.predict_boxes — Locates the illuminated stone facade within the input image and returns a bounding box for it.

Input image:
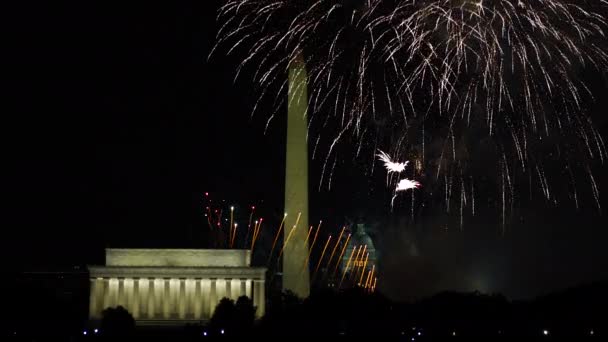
[88,249,266,323]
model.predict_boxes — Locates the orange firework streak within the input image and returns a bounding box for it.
[358,252,370,286]
[249,220,258,250]
[297,222,321,281]
[295,228,311,281]
[217,208,224,247]
[311,235,332,282]
[266,213,288,265]
[363,269,372,289]
[305,220,321,247]
[302,222,321,268]
[250,218,264,252]
[229,207,234,246]
[365,265,375,290]
[331,233,351,277]
[350,245,367,282]
[304,226,313,246]
[230,223,238,248]
[244,206,256,247]
[350,245,365,282]
[253,218,264,246]
[371,277,377,293]
[276,212,301,263]
[323,226,345,278]
[248,206,255,229]
[339,245,358,288]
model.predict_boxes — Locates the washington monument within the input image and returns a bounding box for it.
[283,52,310,298]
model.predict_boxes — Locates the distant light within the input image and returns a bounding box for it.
[411,338,415,341]
[543,330,549,336]
[221,329,225,335]
[94,329,98,334]
[83,330,87,335]
[401,331,405,335]
[251,206,255,209]
[205,192,209,196]
[231,206,234,210]
[590,330,594,336]
[452,331,456,336]
[417,331,422,336]
[203,331,207,336]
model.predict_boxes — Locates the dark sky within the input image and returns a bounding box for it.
[4,1,608,301]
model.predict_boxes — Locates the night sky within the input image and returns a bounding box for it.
[5,1,608,301]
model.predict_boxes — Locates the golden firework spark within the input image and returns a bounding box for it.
[312,234,332,282]
[266,213,287,265]
[276,212,301,262]
[339,245,358,289]
[323,226,345,277]
[331,233,351,278]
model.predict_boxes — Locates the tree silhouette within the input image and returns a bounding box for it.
[209,297,236,334]
[100,305,135,337]
[234,296,256,334]
[209,296,257,335]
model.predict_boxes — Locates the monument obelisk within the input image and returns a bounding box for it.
[283,51,310,298]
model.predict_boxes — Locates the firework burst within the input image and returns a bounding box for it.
[214,0,608,223]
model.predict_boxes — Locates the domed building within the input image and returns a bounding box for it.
[338,223,378,289]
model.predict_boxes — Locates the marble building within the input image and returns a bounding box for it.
[88,249,266,324]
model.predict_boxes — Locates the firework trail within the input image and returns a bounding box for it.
[276,212,302,265]
[349,245,367,283]
[304,225,313,248]
[312,235,332,282]
[230,223,238,248]
[250,218,264,252]
[364,265,376,289]
[244,205,256,244]
[357,252,370,285]
[332,233,351,278]
[267,213,287,265]
[299,221,322,280]
[322,226,345,281]
[339,245,358,288]
[229,206,234,244]
[215,0,608,221]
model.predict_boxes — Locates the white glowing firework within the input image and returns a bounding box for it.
[376,150,421,206]
[395,178,422,192]
[392,178,422,208]
[377,150,409,173]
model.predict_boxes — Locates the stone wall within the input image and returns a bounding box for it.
[106,249,251,267]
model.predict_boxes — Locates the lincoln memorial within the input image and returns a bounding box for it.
[88,249,266,324]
